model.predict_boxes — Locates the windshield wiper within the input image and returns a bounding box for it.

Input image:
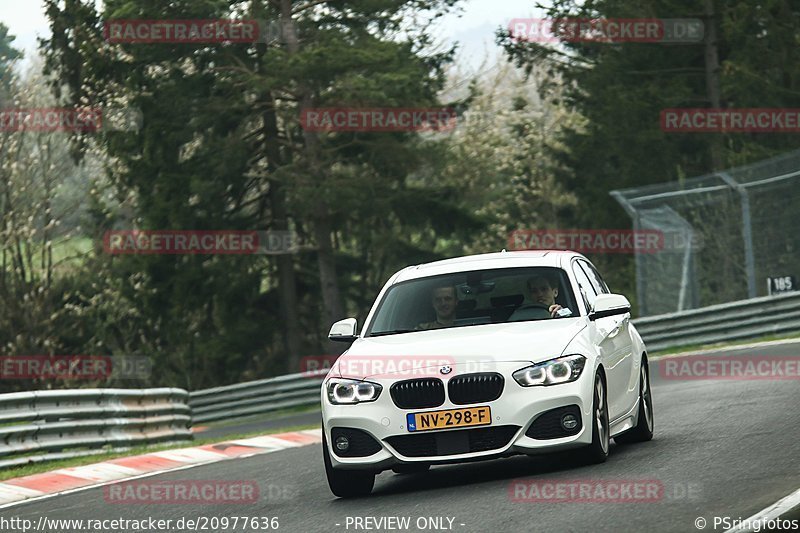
[369,329,416,337]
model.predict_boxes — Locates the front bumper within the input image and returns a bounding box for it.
[321,362,594,470]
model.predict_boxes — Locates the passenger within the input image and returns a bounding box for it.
[416,284,457,330]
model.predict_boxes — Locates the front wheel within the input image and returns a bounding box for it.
[322,433,375,498]
[585,372,610,464]
[615,358,654,444]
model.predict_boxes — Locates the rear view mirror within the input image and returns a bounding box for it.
[589,294,631,321]
[458,281,495,295]
[329,318,358,342]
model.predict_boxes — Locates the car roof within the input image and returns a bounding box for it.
[391,250,588,284]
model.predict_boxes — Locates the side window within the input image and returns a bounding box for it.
[571,261,597,312]
[579,260,610,295]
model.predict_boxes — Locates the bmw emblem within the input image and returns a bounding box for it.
[440,365,452,375]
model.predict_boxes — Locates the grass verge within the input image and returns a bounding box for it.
[198,404,320,429]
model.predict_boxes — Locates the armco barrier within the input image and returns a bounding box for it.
[188,371,325,424]
[633,290,800,352]
[0,388,191,469]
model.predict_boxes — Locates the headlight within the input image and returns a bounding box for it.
[513,355,586,386]
[326,378,382,404]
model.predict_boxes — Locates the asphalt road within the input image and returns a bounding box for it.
[3,341,800,533]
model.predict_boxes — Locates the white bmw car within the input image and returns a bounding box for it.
[321,251,654,497]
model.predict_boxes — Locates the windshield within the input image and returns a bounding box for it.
[366,267,577,337]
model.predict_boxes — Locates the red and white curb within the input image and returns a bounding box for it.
[0,428,322,508]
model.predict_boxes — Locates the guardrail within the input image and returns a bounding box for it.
[0,388,192,469]
[633,290,800,352]
[188,371,324,424]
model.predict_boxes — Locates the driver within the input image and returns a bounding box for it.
[416,284,457,330]
[526,275,564,318]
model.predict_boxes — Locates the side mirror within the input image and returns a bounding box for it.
[328,318,358,342]
[589,294,631,321]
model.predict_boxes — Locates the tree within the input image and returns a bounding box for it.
[499,0,800,300]
[435,61,578,256]
[39,0,482,384]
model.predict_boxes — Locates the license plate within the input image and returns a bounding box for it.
[406,406,491,432]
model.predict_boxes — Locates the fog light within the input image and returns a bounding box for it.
[561,414,578,430]
[335,436,350,451]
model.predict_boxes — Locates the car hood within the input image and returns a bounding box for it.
[331,319,586,380]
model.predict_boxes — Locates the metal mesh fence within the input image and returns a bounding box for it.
[611,149,800,316]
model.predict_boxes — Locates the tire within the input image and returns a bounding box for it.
[585,372,610,464]
[392,464,431,475]
[322,433,375,498]
[615,358,654,444]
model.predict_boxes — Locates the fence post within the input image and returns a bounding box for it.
[718,172,756,299]
[610,190,646,315]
